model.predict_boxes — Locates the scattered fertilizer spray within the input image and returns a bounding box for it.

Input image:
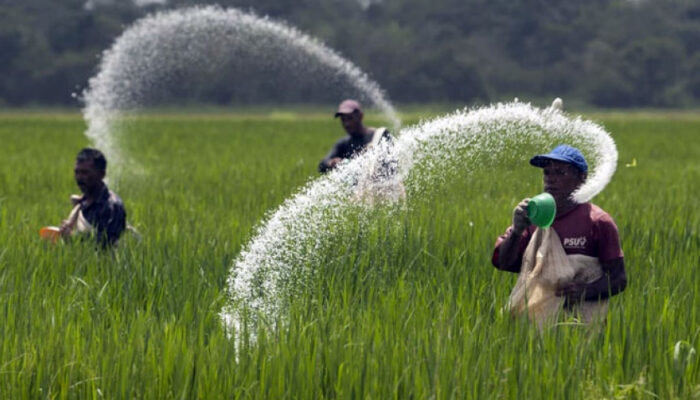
[221,101,618,335]
[81,6,400,176]
[76,7,619,339]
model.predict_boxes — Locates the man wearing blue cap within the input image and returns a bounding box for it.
[492,144,627,315]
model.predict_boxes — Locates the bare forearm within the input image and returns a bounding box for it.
[497,232,523,272]
[493,199,530,272]
[561,259,627,307]
[582,261,627,301]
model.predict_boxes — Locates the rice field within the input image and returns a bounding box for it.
[0,109,698,399]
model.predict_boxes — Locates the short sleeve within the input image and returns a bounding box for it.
[491,225,532,271]
[595,214,624,262]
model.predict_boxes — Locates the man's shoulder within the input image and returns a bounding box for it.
[588,203,613,219]
[107,189,125,209]
[334,135,354,147]
[368,126,391,137]
[367,127,393,147]
[560,202,614,225]
[587,203,618,228]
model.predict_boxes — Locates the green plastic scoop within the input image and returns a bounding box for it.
[528,192,556,228]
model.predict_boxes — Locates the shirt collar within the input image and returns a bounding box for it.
[555,202,588,220]
[80,184,110,208]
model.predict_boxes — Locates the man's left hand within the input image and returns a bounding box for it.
[556,282,584,300]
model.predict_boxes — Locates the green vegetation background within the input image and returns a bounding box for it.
[2,0,700,108]
[0,110,698,398]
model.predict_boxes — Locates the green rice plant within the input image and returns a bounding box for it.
[0,110,697,399]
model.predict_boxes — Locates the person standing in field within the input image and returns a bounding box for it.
[59,148,127,247]
[492,145,627,324]
[318,99,392,173]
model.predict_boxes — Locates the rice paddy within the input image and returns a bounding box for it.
[0,109,697,399]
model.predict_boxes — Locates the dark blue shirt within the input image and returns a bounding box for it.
[318,128,392,173]
[79,185,126,246]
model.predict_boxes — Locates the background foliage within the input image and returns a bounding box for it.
[1,0,699,107]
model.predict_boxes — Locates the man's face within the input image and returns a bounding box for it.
[74,160,104,194]
[542,160,585,203]
[339,111,363,136]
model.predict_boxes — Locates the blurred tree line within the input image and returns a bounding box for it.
[1,0,698,107]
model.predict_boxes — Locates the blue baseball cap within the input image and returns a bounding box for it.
[529,144,588,173]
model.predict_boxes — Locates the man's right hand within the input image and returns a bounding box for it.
[496,198,531,271]
[59,220,73,238]
[512,198,531,234]
[327,157,343,169]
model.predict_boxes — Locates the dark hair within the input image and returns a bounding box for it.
[76,148,107,172]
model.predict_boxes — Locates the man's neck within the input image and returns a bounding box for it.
[349,126,371,140]
[556,199,579,217]
[82,183,106,205]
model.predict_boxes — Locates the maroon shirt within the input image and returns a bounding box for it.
[492,202,623,271]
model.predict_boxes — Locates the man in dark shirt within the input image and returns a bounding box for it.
[492,145,627,310]
[59,148,127,247]
[318,99,392,173]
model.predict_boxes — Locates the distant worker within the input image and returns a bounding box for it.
[318,99,392,173]
[58,148,127,247]
[492,145,627,325]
